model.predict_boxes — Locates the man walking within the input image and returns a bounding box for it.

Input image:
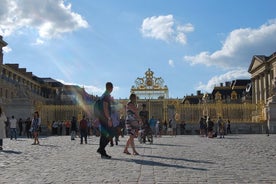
[96,82,114,159]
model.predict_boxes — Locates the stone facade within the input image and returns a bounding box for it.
[182,79,251,104]
[1,34,275,134]
[248,52,276,133]
[0,36,93,123]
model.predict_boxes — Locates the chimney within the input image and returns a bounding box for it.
[197,90,201,96]
[225,81,231,87]
[0,35,8,65]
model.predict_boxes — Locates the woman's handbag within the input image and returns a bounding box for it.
[126,114,140,129]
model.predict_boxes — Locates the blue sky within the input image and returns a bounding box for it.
[1,0,276,99]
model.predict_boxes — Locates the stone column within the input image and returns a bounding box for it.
[256,76,260,104]
[267,77,276,134]
[253,77,257,103]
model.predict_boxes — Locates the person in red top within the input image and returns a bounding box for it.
[65,120,71,135]
[79,115,88,144]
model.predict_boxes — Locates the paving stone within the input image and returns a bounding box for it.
[0,134,275,183]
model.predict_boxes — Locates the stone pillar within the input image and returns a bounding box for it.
[267,77,276,134]
[261,74,265,102]
[252,78,256,104]
[0,35,8,65]
[256,76,260,103]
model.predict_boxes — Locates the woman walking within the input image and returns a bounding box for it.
[0,107,7,150]
[124,93,142,155]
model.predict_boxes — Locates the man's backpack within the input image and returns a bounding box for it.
[94,98,103,118]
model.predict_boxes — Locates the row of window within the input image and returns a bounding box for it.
[1,67,41,94]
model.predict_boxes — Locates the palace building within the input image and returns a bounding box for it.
[182,79,252,105]
[0,35,94,120]
[1,35,275,134]
[248,52,276,132]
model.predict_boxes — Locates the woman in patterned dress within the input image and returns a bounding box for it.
[123,93,142,155]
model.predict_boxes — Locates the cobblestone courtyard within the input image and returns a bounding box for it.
[0,134,275,184]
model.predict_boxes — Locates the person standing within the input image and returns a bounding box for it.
[226,119,231,134]
[199,117,205,137]
[163,120,167,135]
[70,116,77,140]
[123,93,142,155]
[9,115,17,140]
[139,104,149,143]
[96,82,114,159]
[139,104,149,127]
[110,104,120,146]
[119,116,125,138]
[217,117,225,138]
[155,119,160,137]
[207,117,214,138]
[18,118,23,136]
[79,115,88,144]
[31,111,41,145]
[65,120,70,135]
[25,117,32,138]
[180,120,186,135]
[149,116,156,136]
[0,107,7,150]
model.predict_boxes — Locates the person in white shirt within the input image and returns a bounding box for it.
[155,119,160,137]
[9,115,17,140]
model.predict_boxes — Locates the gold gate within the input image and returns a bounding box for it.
[36,100,263,132]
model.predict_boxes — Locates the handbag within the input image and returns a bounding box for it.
[126,114,140,129]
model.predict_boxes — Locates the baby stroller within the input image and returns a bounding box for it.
[138,123,153,144]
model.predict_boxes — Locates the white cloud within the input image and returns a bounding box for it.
[140,15,194,44]
[184,19,276,69]
[177,23,194,32]
[0,0,88,41]
[196,69,250,93]
[3,46,12,53]
[57,79,103,95]
[168,59,175,67]
[33,38,44,45]
[56,79,121,97]
[176,32,187,45]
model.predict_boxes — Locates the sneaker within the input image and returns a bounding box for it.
[101,154,111,159]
